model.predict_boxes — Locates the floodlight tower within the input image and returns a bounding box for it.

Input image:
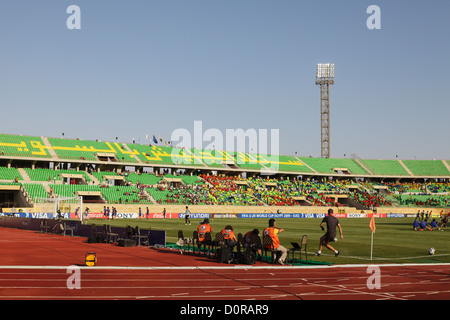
[315,63,335,159]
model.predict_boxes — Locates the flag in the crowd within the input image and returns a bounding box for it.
[159,136,163,142]
[145,134,150,141]
[153,135,158,144]
[369,215,376,233]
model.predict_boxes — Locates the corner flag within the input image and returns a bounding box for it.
[369,215,376,260]
[369,214,377,233]
[369,215,376,233]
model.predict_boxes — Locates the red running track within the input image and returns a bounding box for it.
[0,227,449,300]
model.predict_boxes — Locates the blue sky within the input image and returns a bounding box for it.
[0,0,449,160]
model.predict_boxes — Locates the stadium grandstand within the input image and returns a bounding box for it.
[0,132,449,217]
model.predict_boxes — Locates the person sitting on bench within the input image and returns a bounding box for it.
[221,225,237,248]
[197,218,213,254]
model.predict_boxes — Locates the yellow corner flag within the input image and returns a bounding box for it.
[369,215,376,233]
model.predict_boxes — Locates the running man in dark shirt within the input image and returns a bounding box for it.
[315,209,343,257]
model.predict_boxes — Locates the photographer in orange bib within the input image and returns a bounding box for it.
[263,219,287,265]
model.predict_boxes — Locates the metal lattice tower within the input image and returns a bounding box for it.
[315,63,335,159]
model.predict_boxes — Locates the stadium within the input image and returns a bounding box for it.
[0,132,450,217]
[1,1,450,305]
[0,132,449,301]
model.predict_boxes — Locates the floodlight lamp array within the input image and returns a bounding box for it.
[316,63,335,84]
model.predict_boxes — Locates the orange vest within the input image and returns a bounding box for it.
[263,227,280,248]
[197,223,212,241]
[221,229,236,241]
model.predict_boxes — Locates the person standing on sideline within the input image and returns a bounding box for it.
[263,219,287,265]
[82,207,89,224]
[315,208,343,257]
[185,206,191,225]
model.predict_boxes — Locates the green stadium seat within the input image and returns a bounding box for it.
[0,134,51,158]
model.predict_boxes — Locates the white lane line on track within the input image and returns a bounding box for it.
[0,293,295,300]
[302,281,407,301]
[0,262,449,270]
